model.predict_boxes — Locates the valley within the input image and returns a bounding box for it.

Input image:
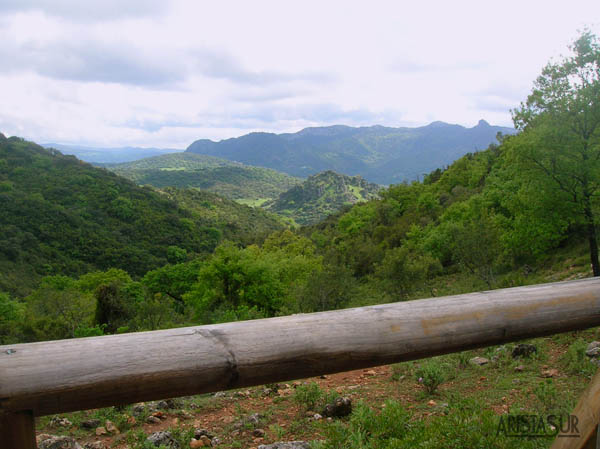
[1,29,599,449]
[106,152,301,204]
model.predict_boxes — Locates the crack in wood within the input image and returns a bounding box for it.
[194,329,240,388]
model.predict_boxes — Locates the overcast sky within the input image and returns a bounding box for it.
[0,0,598,148]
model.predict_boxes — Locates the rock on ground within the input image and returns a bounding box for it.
[146,431,180,448]
[469,357,489,366]
[586,341,600,357]
[83,442,106,449]
[38,435,82,449]
[323,397,352,417]
[157,398,181,409]
[258,443,310,449]
[80,419,100,429]
[512,344,537,358]
[234,412,262,429]
[49,416,72,428]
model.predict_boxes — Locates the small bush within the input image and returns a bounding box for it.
[533,379,562,415]
[74,324,106,338]
[456,351,471,369]
[317,400,412,449]
[293,382,324,410]
[316,396,551,448]
[269,423,286,440]
[561,339,597,377]
[415,360,445,395]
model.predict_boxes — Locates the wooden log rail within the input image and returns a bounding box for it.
[2,277,600,448]
[550,369,600,449]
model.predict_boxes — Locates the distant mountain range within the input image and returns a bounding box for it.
[266,171,381,225]
[186,120,515,185]
[42,143,183,164]
[106,153,301,205]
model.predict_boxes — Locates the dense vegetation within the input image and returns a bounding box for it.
[0,134,589,343]
[158,187,284,242]
[186,120,514,184]
[1,29,598,449]
[0,137,282,298]
[108,154,383,225]
[511,31,600,275]
[1,32,598,357]
[106,152,301,204]
[266,170,381,225]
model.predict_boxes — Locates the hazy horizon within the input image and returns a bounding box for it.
[37,118,512,150]
[0,0,597,148]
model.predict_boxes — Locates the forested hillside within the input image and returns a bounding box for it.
[2,0,599,444]
[106,152,301,204]
[186,120,514,184]
[266,170,381,225]
[4,129,592,343]
[158,187,284,240]
[0,136,282,297]
[1,32,598,353]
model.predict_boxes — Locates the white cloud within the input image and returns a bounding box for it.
[0,0,598,147]
[0,0,166,21]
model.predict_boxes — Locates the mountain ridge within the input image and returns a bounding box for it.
[186,121,515,184]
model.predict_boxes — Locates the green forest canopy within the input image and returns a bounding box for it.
[1,31,598,346]
[0,136,283,297]
[106,152,301,202]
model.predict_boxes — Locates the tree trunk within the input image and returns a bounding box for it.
[583,197,600,276]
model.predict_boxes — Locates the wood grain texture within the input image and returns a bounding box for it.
[2,278,600,417]
[0,410,36,449]
[550,370,600,449]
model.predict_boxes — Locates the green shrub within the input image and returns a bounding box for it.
[533,379,566,415]
[316,400,412,449]
[456,351,471,369]
[390,362,411,381]
[415,360,445,395]
[316,397,550,448]
[561,339,597,377]
[74,324,106,338]
[293,382,324,410]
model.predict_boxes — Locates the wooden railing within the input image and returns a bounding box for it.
[2,278,600,448]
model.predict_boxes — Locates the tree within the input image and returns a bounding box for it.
[184,242,286,322]
[24,276,95,340]
[375,244,441,297]
[0,292,22,343]
[449,213,502,288]
[142,261,201,308]
[511,30,600,275]
[167,245,188,264]
[292,265,356,313]
[94,282,137,333]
